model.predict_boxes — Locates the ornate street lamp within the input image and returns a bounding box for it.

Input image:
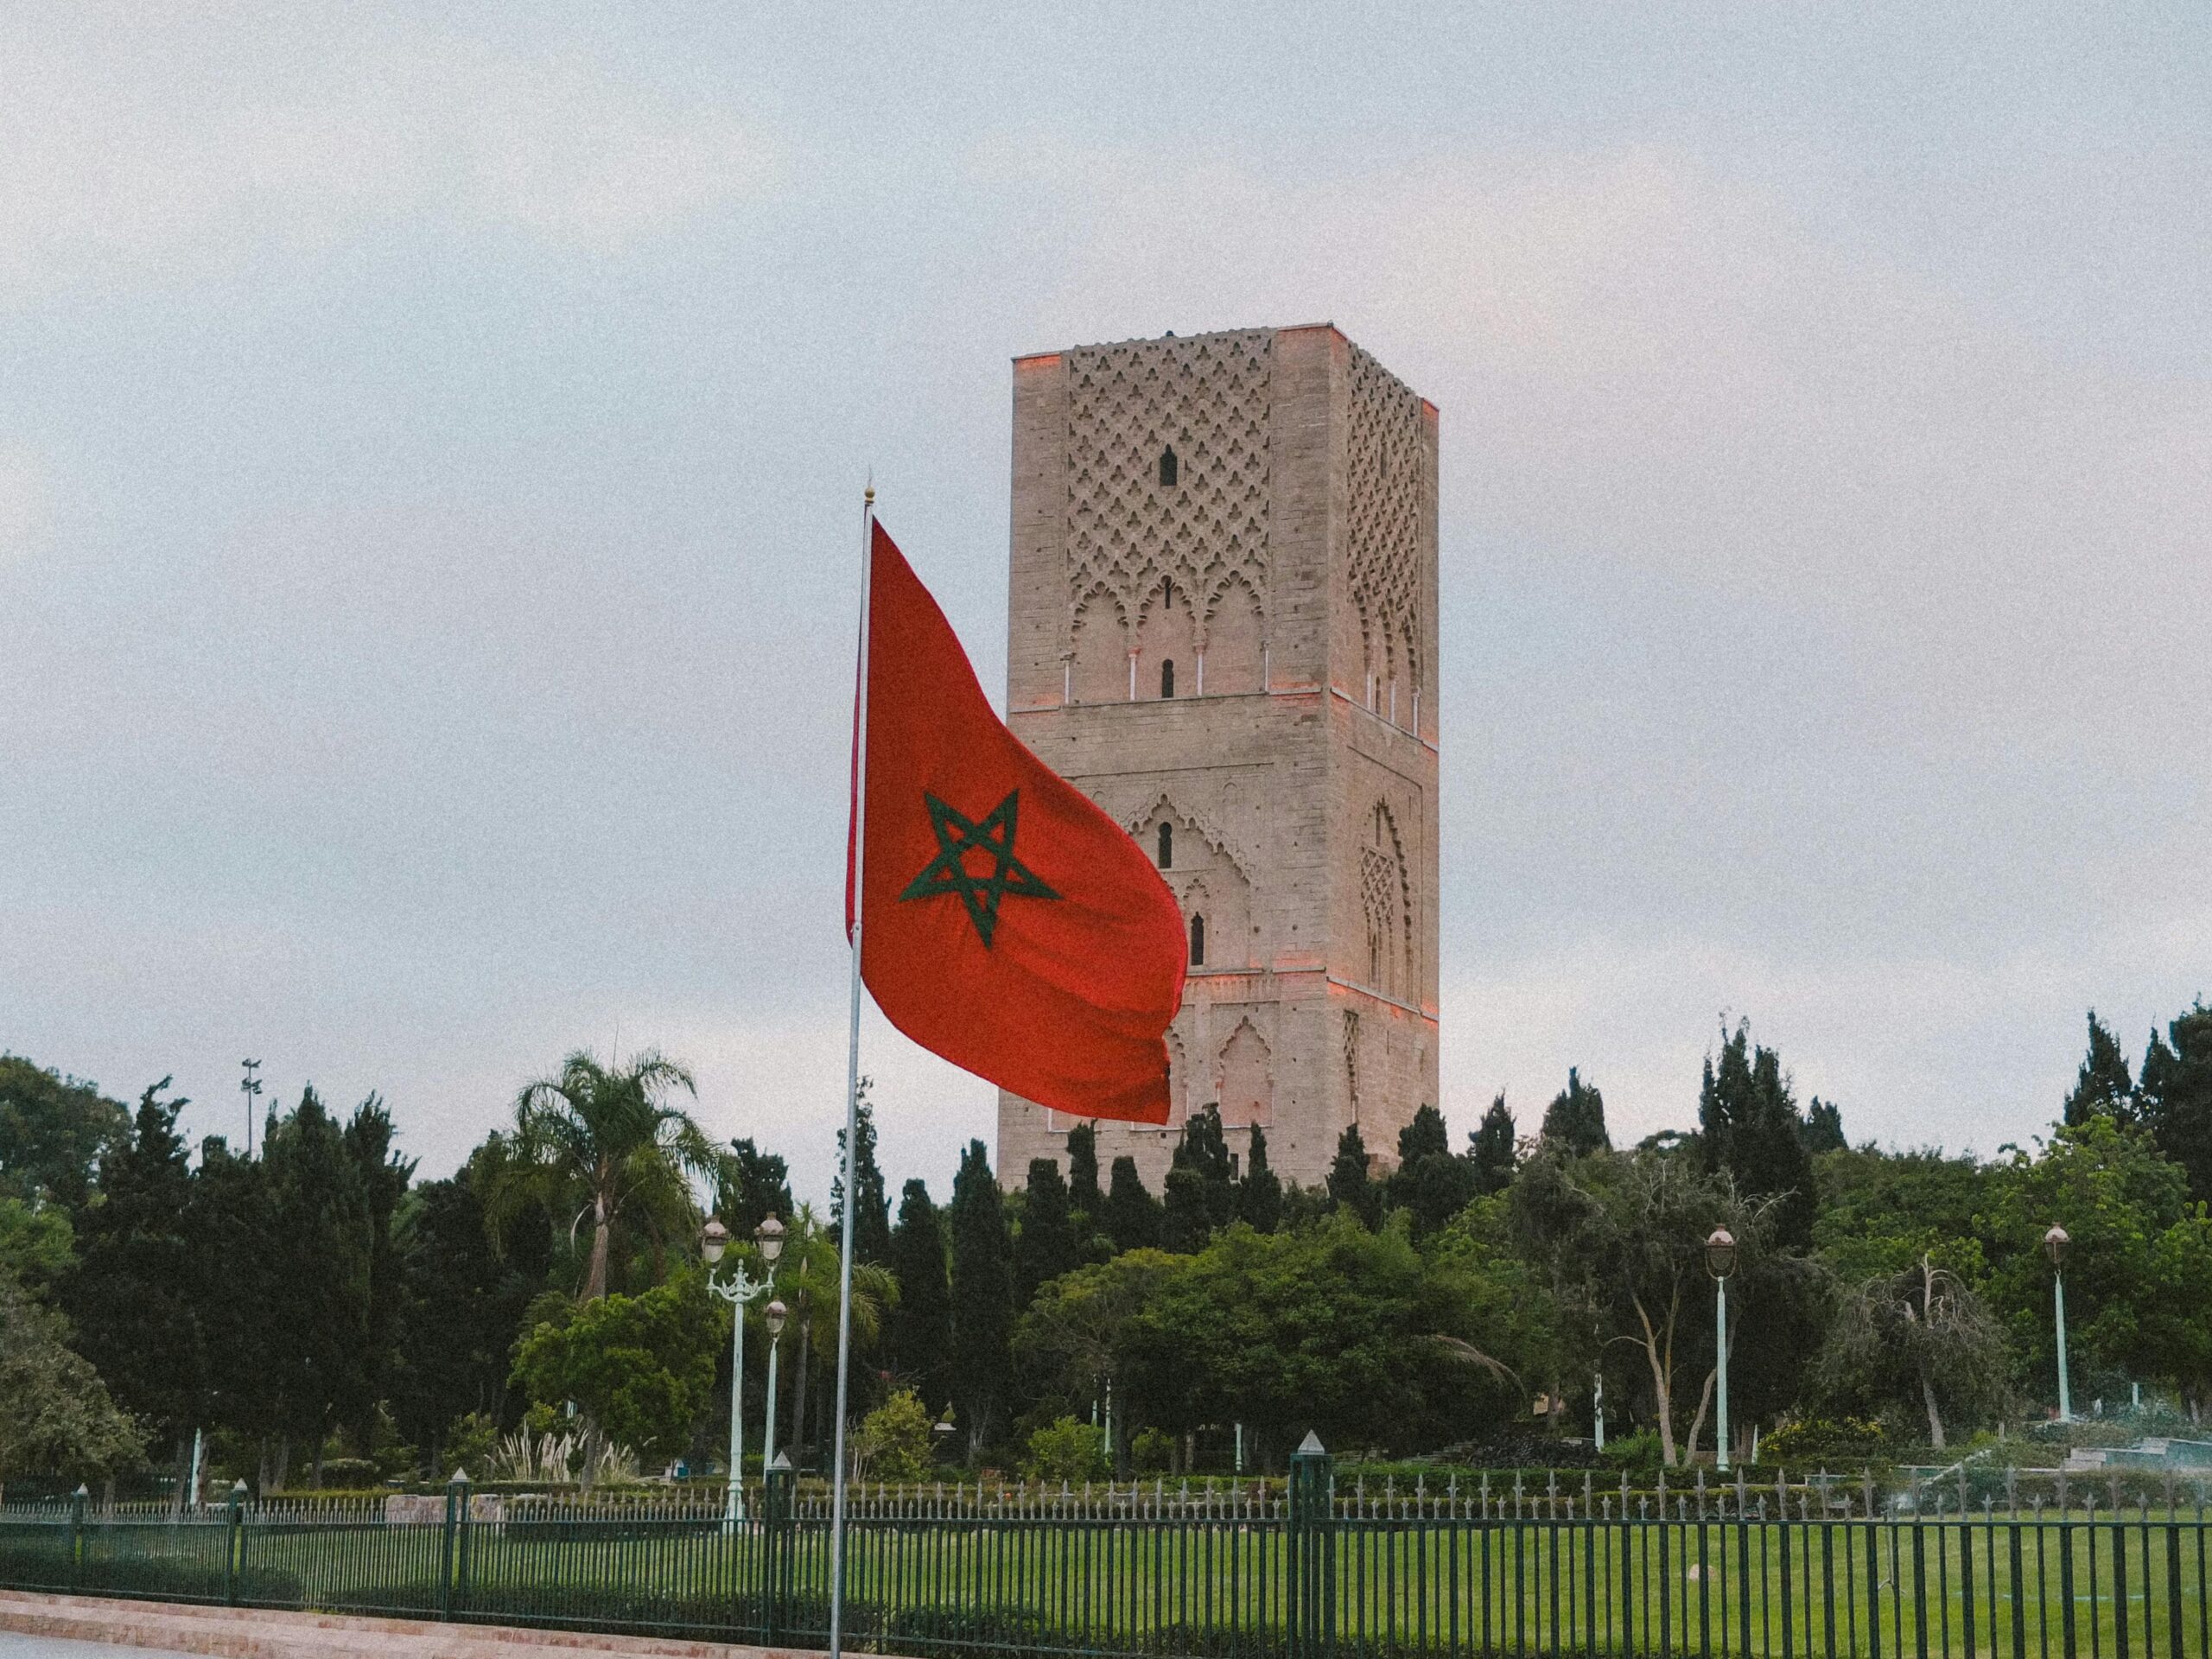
[702,1214,787,1524]
[2045,1224,2072,1423]
[762,1298,789,1478]
[1706,1226,1738,1471]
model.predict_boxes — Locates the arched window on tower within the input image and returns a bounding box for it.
[1160,658,1175,698]
[1189,913,1205,967]
[1159,446,1179,487]
[1157,822,1173,869]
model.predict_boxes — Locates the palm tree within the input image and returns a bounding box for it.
[497,1049,717,1302]
[774,1205,896,1468]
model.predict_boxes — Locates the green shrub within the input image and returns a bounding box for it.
[854,1389,933,1483]
[1023,1415,1109,1483]
[1762,1415,1886,1463]
[1131,1427,1176,1473]
[1600,1429,1662,1469]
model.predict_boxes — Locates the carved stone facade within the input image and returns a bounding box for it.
[999,325,1441,1192]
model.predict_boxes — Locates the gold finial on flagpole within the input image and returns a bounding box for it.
[864,473,875,506]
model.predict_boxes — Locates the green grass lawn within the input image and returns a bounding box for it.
[3,1512,2205,1659]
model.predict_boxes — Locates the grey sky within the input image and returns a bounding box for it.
[3,3,2207,1204]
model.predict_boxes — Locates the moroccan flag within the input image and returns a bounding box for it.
[847,521,1186,1123]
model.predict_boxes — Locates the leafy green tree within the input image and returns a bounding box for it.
[0,1055,125,1210]
[0,1268,144,1480]
[1023,1415,1109,1481]
[852,1388,933,1481]
[1983,1116,2189,1400]
[1014,1249,1179,1465]
[1699,1023,1815,1249]
[886,1179,952,1413]
[1802,1097,1847,1154]
[1127,1216,1510,1465]
[1327,1123,1380,1227]
[512,1274,720,1465]
[1163,1107,1236,1251]
[1573,1152,1765,1465]
[2143,1211,2212,1416]
[1821,1255,2008,1446]
[1389,1104,1478,1237]
[2063,1011,2137,1127]
[1102,1156,1161,1254]
[1813,1144,1988,1285]
[0,1198,73,1293]
[716,1138,794,1240]
[833,1086,893,1265]
[1540,1069,1611,1157]
[2139,1001,2212,1205]
[948,1141,1014,1455]
[498,1049,714,1301]
[1236,1126,1283,1233]
[1015,1157,1082,1303]
[67,1078,206,1478]
[1467,1094,1518,1195]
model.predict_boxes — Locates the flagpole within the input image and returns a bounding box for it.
[828,482,874,1659]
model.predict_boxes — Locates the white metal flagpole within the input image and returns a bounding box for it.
[828,483,875,1659]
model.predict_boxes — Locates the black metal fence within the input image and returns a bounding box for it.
[2,1452,2209,1659]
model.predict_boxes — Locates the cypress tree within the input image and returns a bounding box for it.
[946,1141,1014,1456]
[2064,1011,2138,1126]
[1066,1122,1104,1217]
[1236,1125,1283,1232]
[1467,1093,1518,1195]
[1699,1023,1816,1249]
[391,1176,516,1477]
[340,1094,415,1452]
[886,1179,953,1414]
[1101,1156,1161,1254]
[260,1087,372,1487]
[1014,1157,1082,1302]
[1327,1122,1380,1227]
[2140,1001,2212,1205]
[717,1138,794,1237]
[1802,1096,1847,1154]
[1163,1106,1235,1250]
[1388,1103,1477,1236]
[1539,1069,1611,1156]
[67,1078,206,1479]
[833,1089,894,1265]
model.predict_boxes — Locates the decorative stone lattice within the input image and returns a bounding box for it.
[1344,345,1426,692]
[1065,332,1273,644]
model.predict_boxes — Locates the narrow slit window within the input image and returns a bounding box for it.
[1159,447,1179,487]
[1190,913,1205,966]
[1157,823,1173,868]
[1160,658,1175,698]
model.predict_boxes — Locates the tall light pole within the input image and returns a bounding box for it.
[1707,1226,1738,1471]
[702,1214,785,1523]
[2046,1224,2073,1423]
[239,1060,262,1156]
[762,1298,788,1476]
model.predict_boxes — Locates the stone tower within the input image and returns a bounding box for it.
[995,325,1440,1192]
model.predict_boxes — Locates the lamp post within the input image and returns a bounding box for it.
[1706,1226,1738,1471]
[2046,1224,2072,1423]
[762,1298,788,1477]
[702,1214,785,1524]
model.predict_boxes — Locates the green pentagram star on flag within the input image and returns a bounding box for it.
[897,789,1060,947]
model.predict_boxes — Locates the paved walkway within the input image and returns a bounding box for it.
[0,1596,857,1659]
[0,1634,198,1659]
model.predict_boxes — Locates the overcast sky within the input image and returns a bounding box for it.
[3,4,2207,1204]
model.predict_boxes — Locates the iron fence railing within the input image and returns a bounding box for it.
[1,1451,2209,1659]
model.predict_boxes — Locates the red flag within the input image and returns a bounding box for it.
[847,521,1186,1123]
